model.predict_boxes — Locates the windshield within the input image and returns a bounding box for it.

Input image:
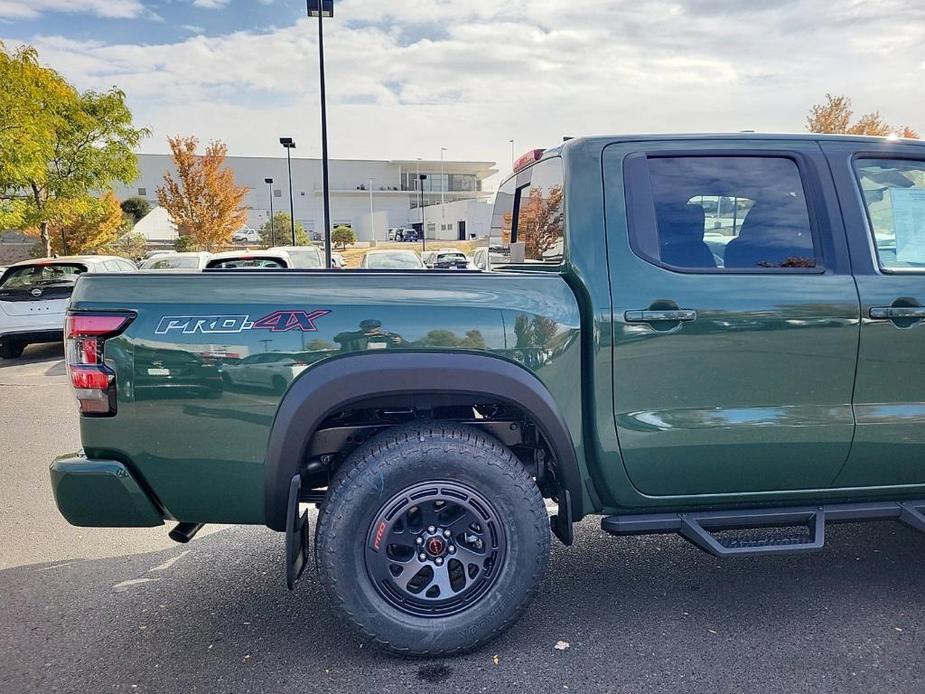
[142,256,202,270]
[207,257,287,269]
[284,248,323,268]
[0,263,87,289]
[366,253,422,269]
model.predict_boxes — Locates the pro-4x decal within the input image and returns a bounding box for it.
[155,310,330,335]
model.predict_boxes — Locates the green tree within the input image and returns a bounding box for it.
[332,225,356,249]
[105,229,147,261]
[120,196,151,224]
[258,211,309,247]
[0,43,148,256]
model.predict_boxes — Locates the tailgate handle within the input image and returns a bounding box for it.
[869,306,925,320]
[625,309,697,323]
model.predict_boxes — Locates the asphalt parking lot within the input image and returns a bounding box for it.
[1,344,924,694]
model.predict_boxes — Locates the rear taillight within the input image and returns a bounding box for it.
[65,312,133,416]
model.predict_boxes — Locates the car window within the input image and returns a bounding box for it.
[144,256,202,270]
[207,257,287,269]
[285,248,323,268]
[491,157,565,264]
[366,253,422,269]
[0,263,87,289]
[635,156,818,271]
[854,159,925,271]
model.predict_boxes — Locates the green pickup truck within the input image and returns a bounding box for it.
[52,134,925,655]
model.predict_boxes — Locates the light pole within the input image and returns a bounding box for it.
[419,173,427,254]
[264,178,275,246]
[307,0,334,268]
[279,137,297,245]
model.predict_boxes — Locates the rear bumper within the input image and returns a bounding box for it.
[0,329,62,344]
[50,454,164,527]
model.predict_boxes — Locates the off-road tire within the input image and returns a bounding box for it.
[0,340,25,360]
[315,422,550,656]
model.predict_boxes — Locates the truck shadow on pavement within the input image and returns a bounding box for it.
[2,516,924,694]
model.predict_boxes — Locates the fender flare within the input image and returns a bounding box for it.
[264,351,584,531]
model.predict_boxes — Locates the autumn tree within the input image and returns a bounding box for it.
[806,94,918,138]
[156,136,248,251]
[47,191,125,255]
[0,43,147,256]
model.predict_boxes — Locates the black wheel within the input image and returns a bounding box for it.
[316,423,550,656]
[0,340,25,360]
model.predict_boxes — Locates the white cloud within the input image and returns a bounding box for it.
[191,0,230,8]
[6,0,925,177]
[0,0,144,20]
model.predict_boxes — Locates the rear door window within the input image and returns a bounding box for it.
[490,157,565,264]
[854,158,925,271]
[629,156,820,271]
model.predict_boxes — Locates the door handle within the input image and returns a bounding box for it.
[869,306,925,320]
[624,309,697,323]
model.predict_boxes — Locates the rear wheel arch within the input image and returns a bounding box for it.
[263,351,585,531]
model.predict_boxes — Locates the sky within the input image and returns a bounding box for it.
[2,0,924,184]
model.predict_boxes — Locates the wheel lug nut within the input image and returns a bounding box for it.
[419,553,427,561]
[415,537,423,545]
[427,525,436,533]
[443,529,451,538]
[448,545,456,553]
[435,557,443,565]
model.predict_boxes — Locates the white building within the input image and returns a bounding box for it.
[114,155,497,243]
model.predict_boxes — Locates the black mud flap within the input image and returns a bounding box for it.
[550,489,574,546]
[285,474,310,590]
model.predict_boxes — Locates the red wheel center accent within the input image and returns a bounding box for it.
[425,537,445,556]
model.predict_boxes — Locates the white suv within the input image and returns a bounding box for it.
[0,255,135,360]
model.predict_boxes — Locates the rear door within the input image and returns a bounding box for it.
[603,140,860,496]
[823,141,925,486]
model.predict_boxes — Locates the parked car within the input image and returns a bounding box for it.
[140,252,212,271]
[0,255,135,359]
[433,250,470,269]
[220,352,309,393]
[205,250,291,269]
[51,133,925,657]
[268,245,324,269]
[360,250,425,269]
[330,252,347,269]
[231,227,260,244]
[471,246,511,270]
[142,250,176,261]
[388,227,418,242]
[133,345,223,400]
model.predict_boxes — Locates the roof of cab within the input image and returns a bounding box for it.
[545,131,925,158]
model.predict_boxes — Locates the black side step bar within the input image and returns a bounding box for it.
[601,500,925,557]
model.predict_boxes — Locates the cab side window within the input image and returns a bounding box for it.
[632,156,820,271]
[854,159,925,271]
[490,157,565,265]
